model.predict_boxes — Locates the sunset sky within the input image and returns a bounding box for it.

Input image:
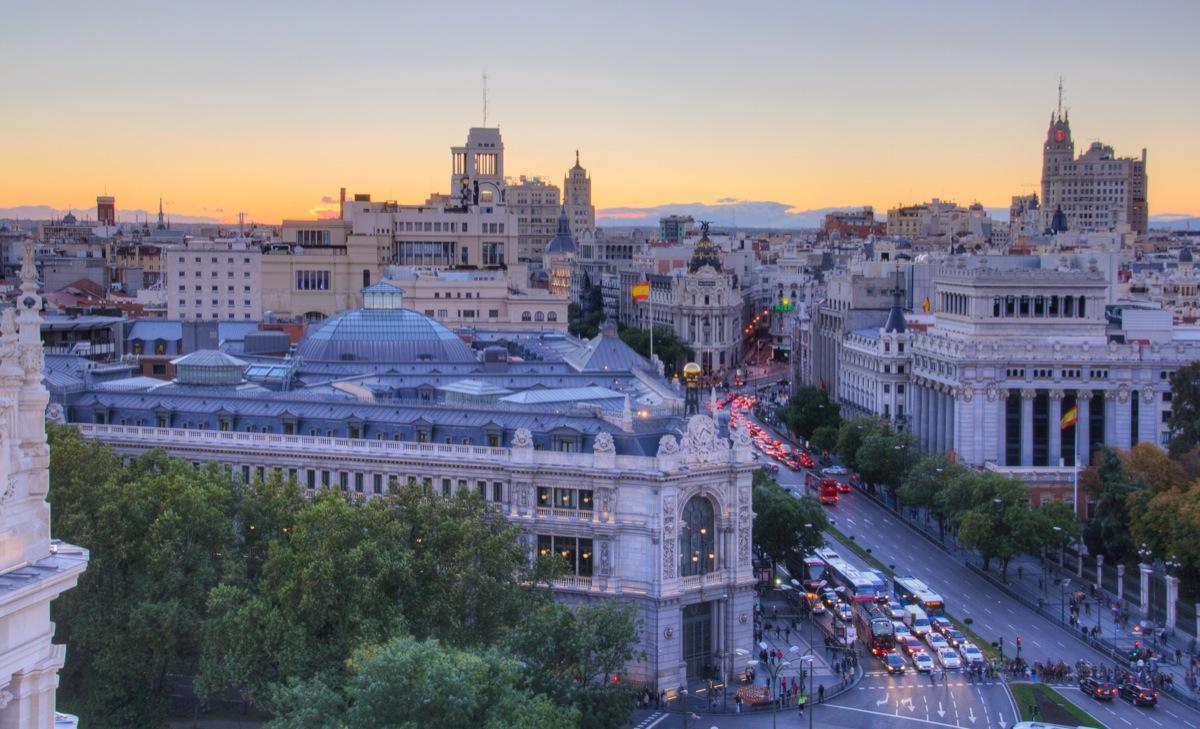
[3,1,1198,225]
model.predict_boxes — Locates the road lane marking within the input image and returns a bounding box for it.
[823,704,975,727]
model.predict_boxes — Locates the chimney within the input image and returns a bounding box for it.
[339,187,346,220]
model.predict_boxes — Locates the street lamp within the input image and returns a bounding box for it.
[1138,544,1154,628]
[1053,525,1065,568]
[1060,578,1071,625]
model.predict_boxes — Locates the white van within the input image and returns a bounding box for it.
[904,605,931,636]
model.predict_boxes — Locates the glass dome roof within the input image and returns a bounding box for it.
[295,307,477,363]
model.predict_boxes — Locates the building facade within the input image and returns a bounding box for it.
[0,245,88,727]
[505,176,560,263]
[1041,111,1148,235]
[52,289,755,693]
[166,240,262,321]
[564,152,595,241]
[386,272,569,332]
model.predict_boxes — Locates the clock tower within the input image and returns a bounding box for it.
[1041,81,1074,232]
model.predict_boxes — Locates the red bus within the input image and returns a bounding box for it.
[819,479,839,505]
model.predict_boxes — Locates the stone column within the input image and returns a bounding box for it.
[1020,389,1036,466]
[1117,563,1126,602]
[1140,563,1153,617]
[1049,390,1064,466]
[1077,548,1085,578]
[1138,387,1159,446]
[1166,575,1180,630]
[1115,388,1133,451]
[1103,390,1117,449]
[918,383,929,451]
[1096,554,1104,593]
[931,388,940,450]
[945,390,956,456]
[993,387,1008,465]
[1077,391,1092,467]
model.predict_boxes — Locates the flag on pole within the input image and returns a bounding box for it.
[1060,405,1078,430]
[632,282,650,301]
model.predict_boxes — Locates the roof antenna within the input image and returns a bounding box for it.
[1057,76,1063,118]
[482,71,488,127]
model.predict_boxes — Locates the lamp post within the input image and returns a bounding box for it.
[680,688,689,729]
[747,644,799,729]
[1053,525,1065,568]
[1060,578,1071,625]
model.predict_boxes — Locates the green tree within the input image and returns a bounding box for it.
[953,473,1032,576]
[855,430,916,498]
[266,636,572,729]
[618,324,693,376]
[503,600,641,729]
[1082,447,1145,563]
[899,454,970,543]
[752,475,828,567]
[1168,363,1200,456]
[777,386,841,441]
[47,431,236,729]
[835,418,891,471]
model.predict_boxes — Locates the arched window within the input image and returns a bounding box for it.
[535,311,545,321]
[679,496,716,576]
[547,311,558,321]
[521,311,532,322]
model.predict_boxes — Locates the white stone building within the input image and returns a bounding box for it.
[505,176,560,263]
[564,151,595,241]
[0,245,88,726]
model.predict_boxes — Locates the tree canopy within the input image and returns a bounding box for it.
[752,471,828,566]
[777,386,842,445]
[1168,363,1200,457]
[46,424,640,729]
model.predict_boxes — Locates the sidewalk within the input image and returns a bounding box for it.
[678,591,857,715]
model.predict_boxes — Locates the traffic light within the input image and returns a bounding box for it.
[612,673,620,684]
[1016,636,1022,648]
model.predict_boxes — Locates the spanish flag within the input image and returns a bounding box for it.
[1060,405,1078,430]
[632,282,650,301]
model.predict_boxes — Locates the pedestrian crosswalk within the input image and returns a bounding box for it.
[858,679,1004,688]
[630,711,665,729]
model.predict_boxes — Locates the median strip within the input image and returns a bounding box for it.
[1009,682,1103,728]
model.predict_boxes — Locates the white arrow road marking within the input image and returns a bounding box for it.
[902,698,917,712]
[967,706,977,724]
[936,701,945,718]
[876,692,889,707]
[997,712,1004,727]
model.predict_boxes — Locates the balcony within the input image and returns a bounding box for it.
[552,575,593,590]
[678,571,727,590]
[535,506,596,522]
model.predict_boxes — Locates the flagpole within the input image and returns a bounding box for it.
[648,279,654,365]
[1073,414,1079,519]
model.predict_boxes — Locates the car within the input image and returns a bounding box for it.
[1118,682,1159,707]
[959,643,985,666]
[912,651,935,673]
[936,647,962,669]
[835,603,853,622]
[821,589,839,609]
[762,463,779,474]
[892,621,911,638]
[821,465,850,476]
[926,633,950,652]
[944,629,966,647]
[884,651,906,675]
[901,636,924,656]
[798,453,815,468]
[1078,676,1116,701]
[837,480,852,493]
[930,616,953,634]
[886,600,907,621]
[807,595,826,615]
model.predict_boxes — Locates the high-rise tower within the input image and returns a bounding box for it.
[564,150,595,240]
[450,128,505,208]
[96,195,115,227]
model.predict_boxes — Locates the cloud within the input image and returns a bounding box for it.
[597,199,859,229]
[309,194,341,220]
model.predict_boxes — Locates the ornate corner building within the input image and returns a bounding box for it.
[0,245,88,727]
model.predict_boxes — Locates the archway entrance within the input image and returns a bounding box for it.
[682,601,713,679]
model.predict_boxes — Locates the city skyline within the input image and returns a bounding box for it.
[4,1,1199,224]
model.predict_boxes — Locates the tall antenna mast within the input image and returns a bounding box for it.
[1057,76,1063,118]
[482,71,488,127]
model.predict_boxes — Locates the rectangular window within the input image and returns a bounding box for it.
[492,482,503,502]
[373,474,382,494]
[442,478,451,497]
[355,473,364,492]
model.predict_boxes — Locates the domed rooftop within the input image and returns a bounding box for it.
[1181,247,1193,264]
[1050,205,1069,234]
[688,221,721,273]
[545,206,576,255]
[295,283,477,363]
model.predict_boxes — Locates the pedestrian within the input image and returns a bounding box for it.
[785,627,791,643]
[818,684,825,703]
[735,694,742,714]
[798,693,806,715]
